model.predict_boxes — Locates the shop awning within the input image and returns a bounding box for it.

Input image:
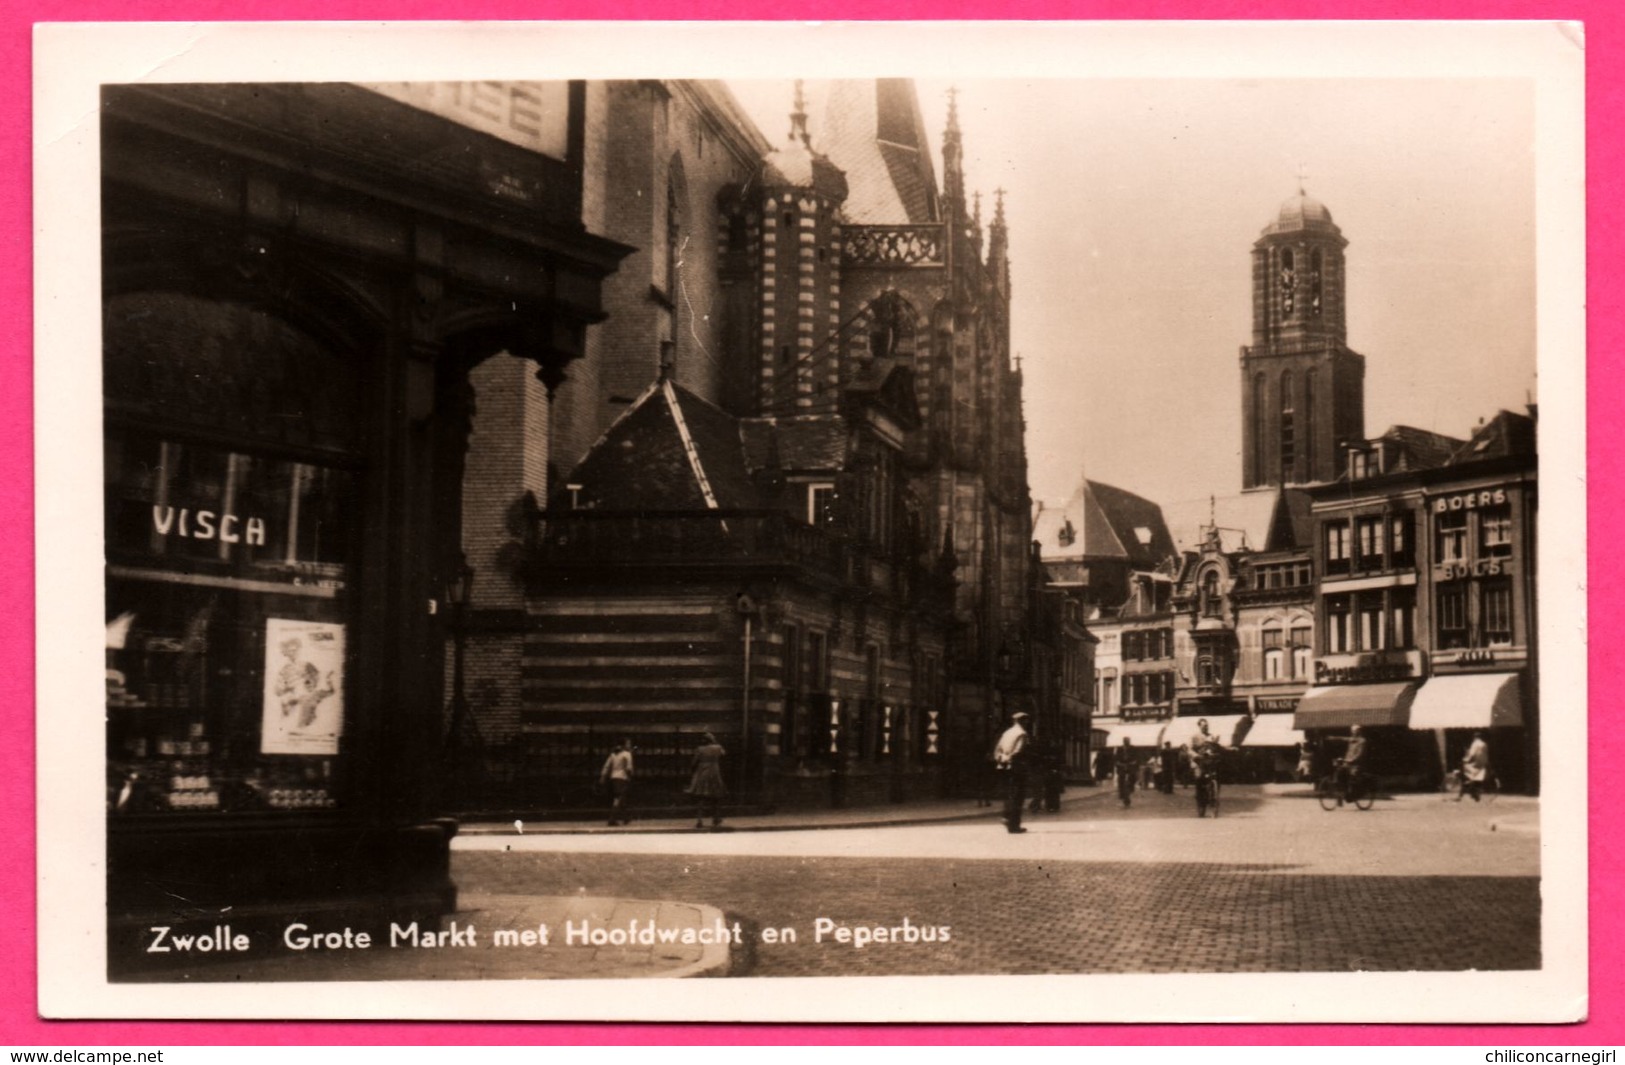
[1237,713,1305,748]
[1162,714,1249,749]
[1293,681,1419,730]
[1098,721,1168,749]
[1408,673,1523,730]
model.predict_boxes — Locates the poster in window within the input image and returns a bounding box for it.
[261,617,345,755]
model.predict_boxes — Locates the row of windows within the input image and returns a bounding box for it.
[1438,580,1515,649]
[1324,511,1415,575]
[1260,627,1314,681]
[1249,561,1313,590]
[1323,506,1514,574]
[1122,628,1173,661]
[1436,507,1514,564]
[1325,589,1418,654]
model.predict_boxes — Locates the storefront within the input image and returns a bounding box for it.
[102,82,628,969]
[1293,665,1434,785]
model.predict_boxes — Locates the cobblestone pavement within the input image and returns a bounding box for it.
[454,787,1541,975]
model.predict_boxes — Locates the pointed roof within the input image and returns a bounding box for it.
[560,380,758,511]
[806,79,939,224]
[1449,409,1536,465]
[1374,424,1469,473]
[1034,480,1174,567]
[761,79,849,200]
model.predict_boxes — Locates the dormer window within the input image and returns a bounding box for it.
[1057,519,1076,548]
[1201,569,1223,617]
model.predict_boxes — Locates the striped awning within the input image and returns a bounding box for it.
[1098,721,1169,749]
[1293,682,1420,730]
[1237,713,1306,748]
[1408,673,1523,730]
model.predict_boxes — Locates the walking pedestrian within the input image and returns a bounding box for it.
[1157,741,1178,795]
[1115,737,1137,808]
[992,711,1032,834]
[1459,731,1491,802]
[685,732,728,829]
[600,738,634,825]
[1295,739,1315,783]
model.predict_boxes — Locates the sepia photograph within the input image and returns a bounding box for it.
[34,20,1586,1024]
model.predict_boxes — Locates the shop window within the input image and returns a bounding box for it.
[1480,507,1514,559]
[1436,511,1468,565]
[1437,587,1468,650]
[105,431,357,816]
[1325,594,1351,654]
[1484,581,1514,646]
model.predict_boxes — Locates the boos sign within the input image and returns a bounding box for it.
[1314,650,1424,685]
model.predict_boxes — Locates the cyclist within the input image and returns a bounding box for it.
[1189,718,1223,814]
[1334,725,1369,800]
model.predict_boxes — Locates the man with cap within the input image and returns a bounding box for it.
[993,711,1033,834]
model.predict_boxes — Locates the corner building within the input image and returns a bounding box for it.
[101,82,630,964]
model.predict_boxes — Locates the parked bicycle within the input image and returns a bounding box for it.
[1317,759,1374,811]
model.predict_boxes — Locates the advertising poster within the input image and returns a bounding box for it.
[261,617,345,756]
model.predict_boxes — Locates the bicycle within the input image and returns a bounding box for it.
[1194,771,1219,818]
[1441,768,1500,803]
[1116,767,1135,808]
[1317,762,1374,811]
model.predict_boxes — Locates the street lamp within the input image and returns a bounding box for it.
[443,560,475,751]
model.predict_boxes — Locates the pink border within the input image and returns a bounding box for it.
[8,4,1613,1047]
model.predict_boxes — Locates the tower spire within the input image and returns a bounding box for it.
[942,85,965,208]
[987,187,1009,295]
[789,79,810,146]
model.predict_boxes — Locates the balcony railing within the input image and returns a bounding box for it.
[841,224,946,267]
[533,509,847,572]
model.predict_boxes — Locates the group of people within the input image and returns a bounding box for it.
[1108,719,1227,807]
[598,732,730,829]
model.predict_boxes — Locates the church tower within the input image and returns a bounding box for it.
[1240,184,1366,488]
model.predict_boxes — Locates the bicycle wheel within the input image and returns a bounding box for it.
[1195,780,1208,817]
[1317,775,1341,811]
[1210,781,1220,817]
[1353,780,1374,811]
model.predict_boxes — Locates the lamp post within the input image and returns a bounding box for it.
[443,561,475,753]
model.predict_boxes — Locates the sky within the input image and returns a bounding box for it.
[731,77,1538,512]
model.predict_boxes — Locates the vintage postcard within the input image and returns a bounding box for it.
[34,21,1586,1023]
